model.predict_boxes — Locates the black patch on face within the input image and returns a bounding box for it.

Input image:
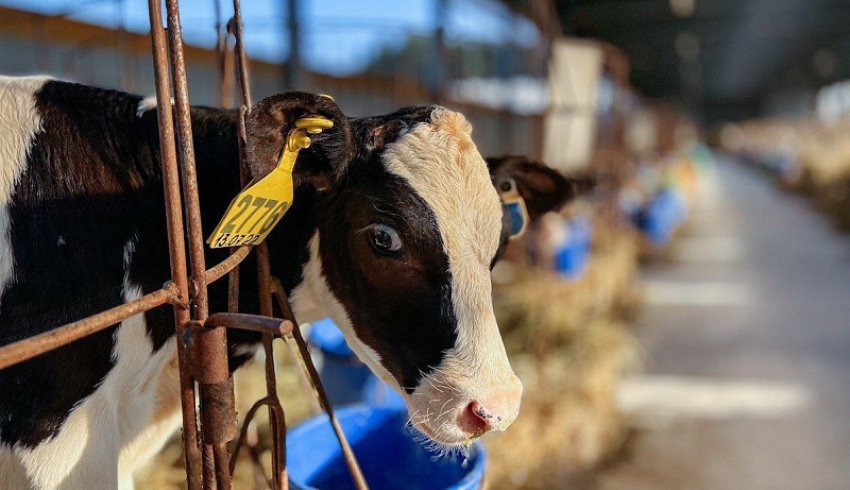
[317,107,460,393]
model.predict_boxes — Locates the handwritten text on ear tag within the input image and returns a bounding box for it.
[207,116,334,249]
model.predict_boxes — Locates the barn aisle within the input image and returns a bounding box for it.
[587,157,850,490]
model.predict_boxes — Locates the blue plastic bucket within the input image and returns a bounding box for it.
[554,216,592,279]
[308,318,372,406]
[635,188,687,246]
[308,318,404,408]
[287,406,487,490]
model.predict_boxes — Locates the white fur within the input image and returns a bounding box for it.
[382,108,522,444]
[1,238,182,489]
[135,97,157,118]
[0,76,51,306]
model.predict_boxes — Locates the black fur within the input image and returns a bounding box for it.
[0,82,451,448]
[0,82,265,447]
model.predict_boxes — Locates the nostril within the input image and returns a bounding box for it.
[465,401,495,432]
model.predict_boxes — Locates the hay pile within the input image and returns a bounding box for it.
[721,118,850,230]
[773,119,850,230]
[485,223,642,489]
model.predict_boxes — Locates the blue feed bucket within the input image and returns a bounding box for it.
[308,318,372,406]
[636,188,687,246]
[554,216,592,279]
[308,318,404,408]
[287,406,487,490]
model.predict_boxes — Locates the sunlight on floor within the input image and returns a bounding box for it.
[616,375,811,429]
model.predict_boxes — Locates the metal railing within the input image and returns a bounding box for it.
[0,0,368,488]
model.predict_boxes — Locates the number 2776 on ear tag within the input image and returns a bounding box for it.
[207,192,291,249]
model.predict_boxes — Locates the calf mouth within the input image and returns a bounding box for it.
[404,409,480,457]
[403,393,470,442]
[401,389,499,453]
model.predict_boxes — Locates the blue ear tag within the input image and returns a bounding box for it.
[498,178,528,239]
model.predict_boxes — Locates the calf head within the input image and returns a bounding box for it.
[247,94,583,447]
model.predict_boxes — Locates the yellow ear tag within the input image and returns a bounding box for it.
[207,116,334,249]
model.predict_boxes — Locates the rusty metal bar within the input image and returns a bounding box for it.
[203,444,218,490]
[197,373,236,440]
[227,3,291,487]
[214,0,233,109]
[206,312,293,337]
[146,1,203,486]
[163,0,209,319]
[0,284,178,370]
[256,245,287,488]
[229,396,288,480]
[204,245,251,285]
[271,278,369,490]
[216,0,242,316]
[0,244,250,367]
[229,0,252,108]
[216,16,245,489]
[161,1,237,488]
[0,233,251,373]
[226,252,242,314]
[213,443,233,490]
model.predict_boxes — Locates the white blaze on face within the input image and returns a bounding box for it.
[381,108,522,445]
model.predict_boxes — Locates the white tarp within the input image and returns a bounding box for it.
[544,38,603,171]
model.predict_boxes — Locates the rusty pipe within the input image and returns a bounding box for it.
[229,0,252,110]
[0,241,253,372]
[0,283,179,370]
[204,245,252,285]
[146,0,203,486]
[164,0,209,321]
[205,312,293,337]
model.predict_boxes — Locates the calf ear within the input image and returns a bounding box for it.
[350,106,437,157]
[246,92,354,191]
[486,155,593,220]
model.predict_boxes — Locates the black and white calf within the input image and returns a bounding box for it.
[0,76,581,489]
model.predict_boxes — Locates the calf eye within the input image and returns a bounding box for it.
[371,224,402,253]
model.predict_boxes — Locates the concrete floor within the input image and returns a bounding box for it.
[588,158,850,490]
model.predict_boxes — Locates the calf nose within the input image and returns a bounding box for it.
[459,378,523,435]
[464,401,497,432]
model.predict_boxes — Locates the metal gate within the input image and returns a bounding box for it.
[0,0,367,488]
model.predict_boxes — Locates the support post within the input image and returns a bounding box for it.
[145,0,202,487]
